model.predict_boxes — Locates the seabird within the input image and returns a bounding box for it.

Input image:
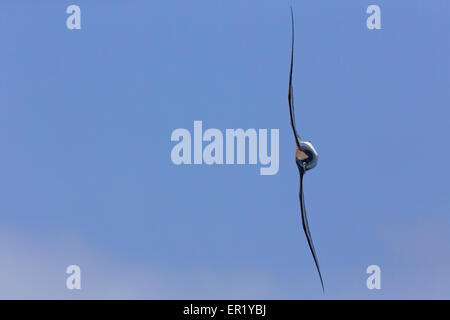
[288,7,324,292]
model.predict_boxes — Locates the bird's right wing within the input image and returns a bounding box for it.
[289,7,302,150]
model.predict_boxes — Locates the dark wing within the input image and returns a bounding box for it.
[299,168,325,292]
[289,7,302,150]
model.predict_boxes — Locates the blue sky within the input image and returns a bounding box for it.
[1,0,450,299]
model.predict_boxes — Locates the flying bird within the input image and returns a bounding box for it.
[288,7,324,292]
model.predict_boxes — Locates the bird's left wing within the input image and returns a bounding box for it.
[299,168,324,292]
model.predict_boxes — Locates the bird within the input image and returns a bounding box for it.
[288,7,324,292]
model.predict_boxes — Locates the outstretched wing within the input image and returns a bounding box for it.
[299,168,324,292]
[289,7,302,150]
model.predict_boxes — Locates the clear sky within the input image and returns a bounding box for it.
[1,0,450,299]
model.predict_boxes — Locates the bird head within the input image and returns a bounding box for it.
[296,140,318,172]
